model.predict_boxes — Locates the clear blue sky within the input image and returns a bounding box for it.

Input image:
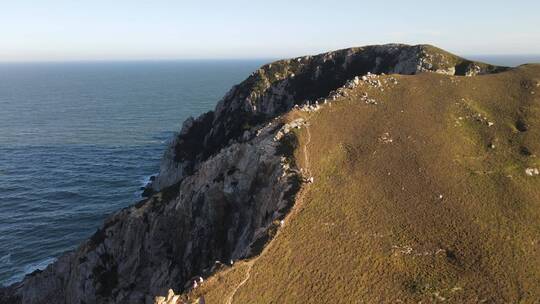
[1,0,539,61]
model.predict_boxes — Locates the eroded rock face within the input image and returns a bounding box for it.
[0,43,508,304]
[149,44,507,191]
[0,120,302,304]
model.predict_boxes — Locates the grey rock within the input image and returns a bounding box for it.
[1,121,302,304]
[149,44,507,193]
[0,44,508,304]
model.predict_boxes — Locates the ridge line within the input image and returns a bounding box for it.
[225,118,312,304]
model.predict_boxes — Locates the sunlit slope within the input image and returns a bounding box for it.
[187,65,540,303]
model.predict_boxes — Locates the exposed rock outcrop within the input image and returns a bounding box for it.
[0,44,508,304]
[148,44,507,192]
[1,119,302,304]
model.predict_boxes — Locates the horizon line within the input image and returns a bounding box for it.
[1,53,540,64]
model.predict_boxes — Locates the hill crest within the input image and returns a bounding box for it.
[3,44,535,304]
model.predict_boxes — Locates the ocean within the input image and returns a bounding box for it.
[0,55,539,287]
[0,60,266,286]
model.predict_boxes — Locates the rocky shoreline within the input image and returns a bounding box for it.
[0,44,508,304]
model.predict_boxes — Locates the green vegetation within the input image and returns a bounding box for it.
[183,65,540,303]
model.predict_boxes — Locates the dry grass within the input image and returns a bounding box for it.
[184,65,540,303]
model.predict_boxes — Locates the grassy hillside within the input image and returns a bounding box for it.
[183,65,540,303]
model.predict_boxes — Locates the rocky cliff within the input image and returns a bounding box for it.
[148,44,507,192]
[0,44,508,304]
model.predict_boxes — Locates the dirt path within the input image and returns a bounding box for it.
[225,261,254,304]
[226,121,312,304]
[302,122,312,175]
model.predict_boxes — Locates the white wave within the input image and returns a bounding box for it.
[22,257,56,275]
[133,173,157,198]
[1,257,56,287]
[139,174,154,186]
[0,253,12,265]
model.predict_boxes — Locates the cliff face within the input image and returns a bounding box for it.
[150,44,507,192]
[0,44,507,304]
[1,119,302,304]
[182,64,540,303]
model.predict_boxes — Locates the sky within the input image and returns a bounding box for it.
[1,0,539,61]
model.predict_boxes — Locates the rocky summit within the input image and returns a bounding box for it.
[3,44,540,303]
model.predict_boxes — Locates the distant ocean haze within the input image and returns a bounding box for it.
[467,55,540,67]
[0,54,537,286]
[0,59,266,286]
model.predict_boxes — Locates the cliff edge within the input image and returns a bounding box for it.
[2,44,525,304]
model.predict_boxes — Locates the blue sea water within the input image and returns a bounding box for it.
[0,60,266,286]
[0,55,538,287]
[467,55,540,67]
